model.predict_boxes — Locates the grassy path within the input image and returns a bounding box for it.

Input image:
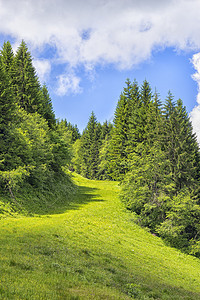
[0,174,200,299]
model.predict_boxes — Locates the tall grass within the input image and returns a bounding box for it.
[0,173,200,299]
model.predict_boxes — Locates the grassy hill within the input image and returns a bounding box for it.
[0,174,200,299]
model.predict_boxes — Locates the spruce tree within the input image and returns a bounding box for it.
[12,40,43,114]
[40,84,56,128]
[98,121,113,180]
[0,41,14,76]
[79,112,101,179]
[0,61,15,131]
[100,120,112,140]
[66,122,81,142]
[145,89,163,149]
[107,79,139,180]
[163,94,200,192]
[0,59,17,172]
[137,79,153,146]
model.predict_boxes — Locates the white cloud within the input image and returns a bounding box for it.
[56,73,82,96]
[1,0,200,137]
[0,0,200,68]
[1,0,200,104]
[190,53,200,143]
[33,59,51,83]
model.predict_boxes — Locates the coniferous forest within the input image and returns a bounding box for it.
[1,40,200,259]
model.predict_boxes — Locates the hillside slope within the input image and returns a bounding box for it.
[0,174,200,299]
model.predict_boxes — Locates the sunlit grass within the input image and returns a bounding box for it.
[0,173,200,299]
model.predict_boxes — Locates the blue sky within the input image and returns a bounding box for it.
[0,0,200,139]
[48,47,197,131]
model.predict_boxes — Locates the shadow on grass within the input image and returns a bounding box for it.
[57,185,104,213]
[7,184,104,216]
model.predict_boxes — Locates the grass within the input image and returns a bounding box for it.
[0,173,200,299]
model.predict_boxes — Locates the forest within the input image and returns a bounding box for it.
[1,40,200,258]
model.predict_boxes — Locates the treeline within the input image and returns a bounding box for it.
[1,40,200,257]
[72,113,113,179]
[0,41,77,201]
[73,79,200,257]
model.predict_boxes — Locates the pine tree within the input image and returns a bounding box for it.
[0,61,15,130]
[66,122,81,142]
[137,79,153,146]
[98,121,113,179]
[12,40,43,114]
[163,94,200,192]
[100,120,112,140]
[0,59,17,172]
[40,84,56,128]
[107,79,139,180]
[125,79,141,154]
[121,144,171,230]
[57,119,81,144]
[0,40,75,197]
[79,112,101,179]
[145,89,163,149]
[0,41,14,76]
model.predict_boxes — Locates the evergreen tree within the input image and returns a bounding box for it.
[0,61,15,131]
[126,80,159,160]
[121,143,172,230]
[78,112,101,179]
[12,40,43,114]
[156,189,200,254]
[66,122,81,142]
[57,119,80,144]
[163,94,200,192]
[107,79,139,180]
[100,120,112,140]
[121,85,200,255]
[145,89,163,149]
[98,121,113,180]
[0,60,17,172]
[98,134,112,180]
[72,138,83,174]
[140,79,152,105]
[0,40,72,193]
[134,79,153,147]
[40,84,56,129]
[0,41,14,76]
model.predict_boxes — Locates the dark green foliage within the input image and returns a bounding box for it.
[40,84,56,129]
[119,80,200,256]
[0,41,14,76]
[0,60,18,173]
[98,122,113,180]
[72,113,113,180]
[121,144,173,230]
[163,95,200,192]
[0,40,73,198]
[79,112,102,179]
[67,122,81,142]
[155,189,200,257]
[128,80,153,149]
[100,120,112,140]
[49,128,71,174]
[107,79,140,180]
[12,40,43,114]
[72,138,83,174]
[0,61,15,131]
[57,119,81,144]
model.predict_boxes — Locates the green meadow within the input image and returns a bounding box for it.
[0,174,200,299]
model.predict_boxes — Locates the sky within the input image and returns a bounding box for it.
[0,0,200,140]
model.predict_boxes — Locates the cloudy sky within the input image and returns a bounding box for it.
[0,0,200,138]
